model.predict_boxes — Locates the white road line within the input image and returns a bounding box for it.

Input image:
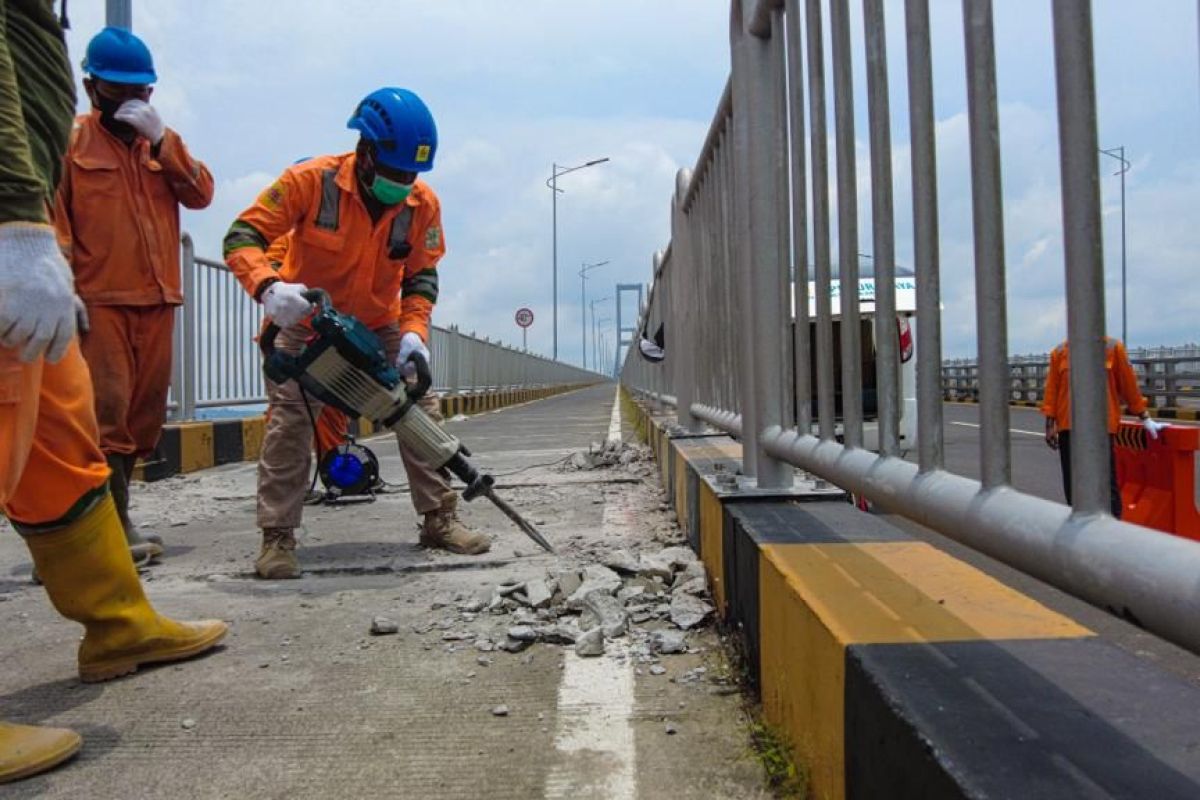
[951,421,1043,437]
[543,650,638,800]
[543,492,637,799]
[607,386,623,444]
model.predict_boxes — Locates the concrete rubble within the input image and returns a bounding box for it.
[388,442,726,674]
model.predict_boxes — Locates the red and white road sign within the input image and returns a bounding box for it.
[515,308,534,328]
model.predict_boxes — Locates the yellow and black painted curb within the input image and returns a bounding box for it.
[950,397,1200,421]
[135,383,595,482]
[623,388,1200,799]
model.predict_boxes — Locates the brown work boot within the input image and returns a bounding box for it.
[255,528,300,579]
[419,496,490,555]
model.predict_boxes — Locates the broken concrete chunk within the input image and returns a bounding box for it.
[370,616,399,636]
[649,664,667,676]
[491,705,509,717]
[575,627,605,657]
[582,591,628,639]
[498,582,526,598]
[659,546,699,573]
[636,554,674,582]
[534,622,580,645]
[500,636,532,653]
[507,625,538,642]
[669,594,713,630]
[652,629,688,654]
[523,579,553,609]
[602,549,641,575]
[672,560,707,592]
[617,585,647,605]
[566,564,622,608]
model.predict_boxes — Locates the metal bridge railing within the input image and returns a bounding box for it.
[943,348,1200,407]
[619,0,1200,656]
[169,234,600,420]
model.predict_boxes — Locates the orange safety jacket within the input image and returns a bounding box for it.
[54,110,214,305]
[223,153,444,340]
[1040,338,1148,433]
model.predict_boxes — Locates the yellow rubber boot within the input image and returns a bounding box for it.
[23,495,228,683]
[0,721,81,784]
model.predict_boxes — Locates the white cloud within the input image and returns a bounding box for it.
[58,0,1200,369]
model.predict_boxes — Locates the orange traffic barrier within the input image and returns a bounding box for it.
[1114,421,1200,541]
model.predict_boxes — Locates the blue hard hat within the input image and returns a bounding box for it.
[347,88,437,172]
[83,26,157,84]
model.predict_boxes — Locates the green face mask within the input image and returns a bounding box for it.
[370,175,413,205]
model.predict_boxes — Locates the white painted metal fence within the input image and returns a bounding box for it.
[619,0,1200,656]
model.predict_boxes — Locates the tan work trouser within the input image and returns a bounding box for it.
[257,323,452,530]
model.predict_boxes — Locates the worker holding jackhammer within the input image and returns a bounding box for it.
[225,87,490,580]
[0,1,226,784]
[54,27,214,563]
[1042,336,1165,517]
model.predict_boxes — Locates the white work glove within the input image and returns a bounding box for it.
[113,99,165,145]
[262,281,312,327]
[0,222,82,363]
[1142,416,1167,439]
[395,331,429,379]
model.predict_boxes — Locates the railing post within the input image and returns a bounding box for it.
[1053,0,1110,515]
[180,233,198,420]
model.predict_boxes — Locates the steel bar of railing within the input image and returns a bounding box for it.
[739,0,792,488]
[806,0,836,441]
[1053,0,1111,516]
[963,0,1013,489]
[831,0,864,449]
[864,0,900,457]
[730,2,759,478]
[906,0,945,472]
[785,0,811,435]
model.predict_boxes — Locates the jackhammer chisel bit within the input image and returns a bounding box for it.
[260,288,554,553]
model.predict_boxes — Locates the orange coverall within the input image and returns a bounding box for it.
[54,111,214,458]
[226,153,447,529]
[226,152,442,338]
[0,1,109,526]
[1041,337,1149,517]
[1040,338,1147,433]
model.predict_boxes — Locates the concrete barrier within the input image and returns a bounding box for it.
[135,384,596,482]
[623,388,1200,799]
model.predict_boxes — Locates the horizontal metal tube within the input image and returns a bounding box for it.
[691,403,743,437]
[760,428,1200,656]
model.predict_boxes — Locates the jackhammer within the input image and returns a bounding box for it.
[260,289,554,553]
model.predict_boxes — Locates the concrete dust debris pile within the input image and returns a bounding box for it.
[411,540,718,668]
[560,440,652,472]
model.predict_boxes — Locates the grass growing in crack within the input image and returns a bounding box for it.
[746,718,808,798]
[713,622,808,798]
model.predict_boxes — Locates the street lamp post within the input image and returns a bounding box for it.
[1100,146,1130,343]
[547,158,610,361]
[590,298,610,373]
[595,316,611,375]
[579,260,610,369]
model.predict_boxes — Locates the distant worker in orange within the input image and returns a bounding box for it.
[54,27,214,560]
[225,87,489,580]
[0,6,225,784]
[1041,336,1165,517]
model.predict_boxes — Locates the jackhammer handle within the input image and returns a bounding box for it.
[258,288,333,357]
[405,351,433,401]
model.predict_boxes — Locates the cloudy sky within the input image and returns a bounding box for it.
[62,1,1199,364]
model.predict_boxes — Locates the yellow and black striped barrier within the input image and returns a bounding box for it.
[623,387,1200,799]
[136,383,596,482]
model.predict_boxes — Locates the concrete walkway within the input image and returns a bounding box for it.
[1,384,768,799]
